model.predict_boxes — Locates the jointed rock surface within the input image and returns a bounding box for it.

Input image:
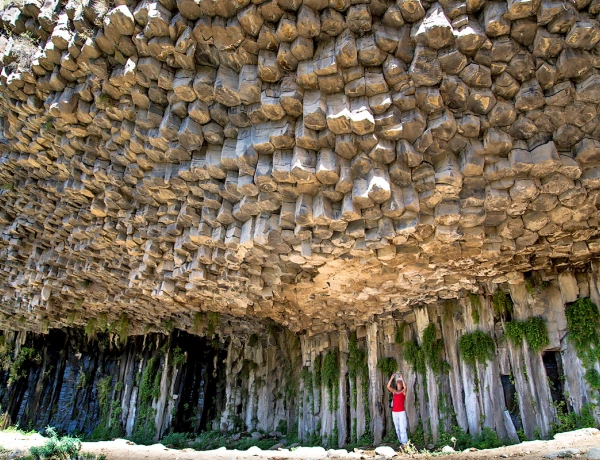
[0,0,600,336]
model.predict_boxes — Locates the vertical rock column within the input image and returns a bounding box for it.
[477,295,508,438]
[415,307,437,443]
[338,330,348,447]
[440,298,468,432]
[366,322,383,444]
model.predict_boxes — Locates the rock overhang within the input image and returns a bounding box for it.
[0,0,599,335]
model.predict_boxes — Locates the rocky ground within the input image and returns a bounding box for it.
[0,428,599,460]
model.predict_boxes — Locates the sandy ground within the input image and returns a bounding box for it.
[0,428,599,459]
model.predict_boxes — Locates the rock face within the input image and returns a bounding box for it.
[1,0,600,451]
[1,0,600,335]
[1,274,600,448]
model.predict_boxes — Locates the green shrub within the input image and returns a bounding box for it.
[160,432,192,449]
[471,427,504,449]
[550,402,597,436]
[188,431,278,451]
[458,331,495,367]
[469,293,482,324]
[172,347,186,366]
[7,347,41,386]
[585,368,600,391]
[207,312,219,337]
[29,427,81,459]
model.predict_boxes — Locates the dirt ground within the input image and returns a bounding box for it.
[0,428,599,459]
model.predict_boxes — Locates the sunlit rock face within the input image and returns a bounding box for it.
[1,0,600,335]
[5,0,600,450]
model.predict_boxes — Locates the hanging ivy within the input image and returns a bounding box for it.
[469,293,481,324]
[377,357,398,376]
[504,317,550,353]
[523,317,550,352]
[504,321,525,346]
[395,323,406,344]
[403,340,426,375]
[493,290,514,318]
[348,333,367,380]
[566,298,600,368]
[348,332,370,435]
[458,331,495,367]
[422,323,444,375]
[313,354,322,411]
[322,350,339,412]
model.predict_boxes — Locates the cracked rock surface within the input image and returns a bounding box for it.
[1,0,600,334]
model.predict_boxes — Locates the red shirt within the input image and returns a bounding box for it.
[392,392,406,412]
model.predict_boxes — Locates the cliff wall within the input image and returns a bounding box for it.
[2,0,600,449]
[2,268,600,447]
[1,0,600,334]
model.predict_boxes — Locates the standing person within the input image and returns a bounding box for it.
[387,373,408,449]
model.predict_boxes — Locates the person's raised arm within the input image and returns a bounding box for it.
[386,374,396,393]
[398,374,407,394]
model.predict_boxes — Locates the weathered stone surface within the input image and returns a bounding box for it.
[0,9,600,449]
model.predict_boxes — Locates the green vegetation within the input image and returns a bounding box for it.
[347,332,370,443]
[90,375,123,440]
[395,323,405,344]
[566,298,600,368]
[457,331,495,367]
[433,425,507,451]
[160,431,192,449]
[163,319,174,334]
[29,426,81,460]
[469,293,481,324]
[403,340,426,376]
[131,356,162,444]
[402,323,444,376]
[585,368,600,391]
[8,347,41,386]
[207,312,219,337]
[504,317,549,353]
[185,431,280,451]
[114,314,129,346]
[492,290,514,318]
[192,312,205,335]
[422,323,444,375]
[321,350,339,412]
[550,402,597,436]
[377,357,397,377]
[172,347,186,366]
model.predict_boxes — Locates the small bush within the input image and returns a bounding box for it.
[471,427,504,450]
[550,402,597,436]
[29,427,81,459]
[160,432,192,449]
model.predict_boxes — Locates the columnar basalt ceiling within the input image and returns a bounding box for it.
[0,0,600,334]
